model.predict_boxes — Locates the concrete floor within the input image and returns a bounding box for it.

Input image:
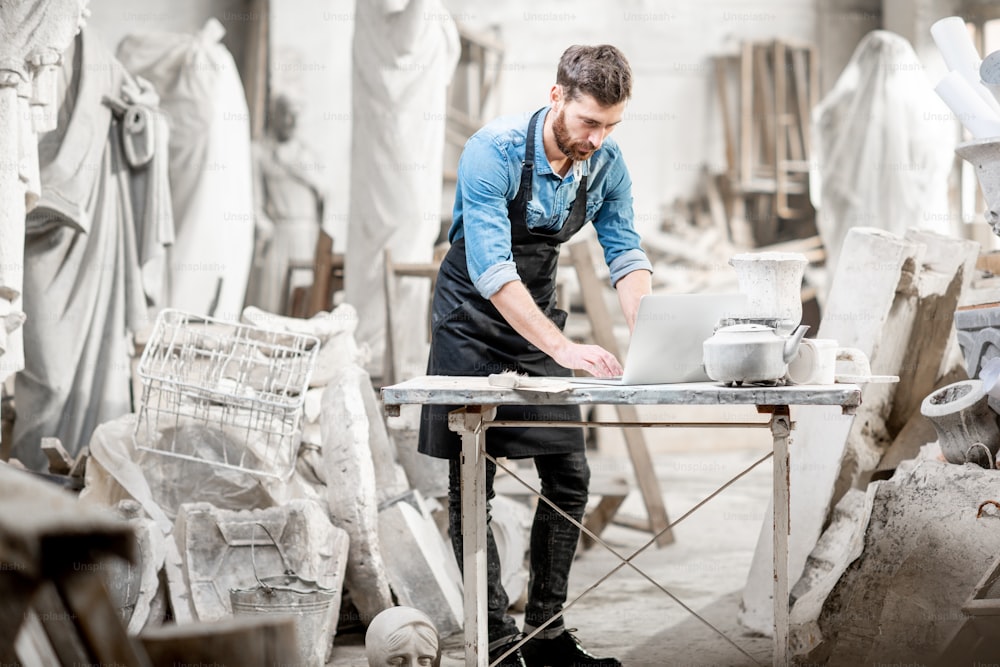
[328,404,777,666]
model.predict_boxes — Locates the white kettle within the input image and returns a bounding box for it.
[703,323,809,386]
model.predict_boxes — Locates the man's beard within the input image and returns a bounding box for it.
[553,108,595,161]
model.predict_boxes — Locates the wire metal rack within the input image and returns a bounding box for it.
[133,309,320,480]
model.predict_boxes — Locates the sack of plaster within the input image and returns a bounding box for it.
[81,414,280,526]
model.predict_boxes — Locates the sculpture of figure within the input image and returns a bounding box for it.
[811,30,955,280]
[12,25,174,470]
[345,0,460,378]
[0,0,88,440]
[365,606,440,667]
[244,93,325,314]
[116,19,255,320]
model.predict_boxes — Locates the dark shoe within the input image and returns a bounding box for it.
[489,634,528,667]
[521,629,622,667]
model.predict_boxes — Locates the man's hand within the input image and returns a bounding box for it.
[549,340,623,377]
[615,269,652,333]
[490,281,622,377]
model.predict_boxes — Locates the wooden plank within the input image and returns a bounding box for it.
[717,174,755,249]
[740,41,754,190]
[714,56,737,176]
[754,43,776,173]
[12,608,63,666]
[68,447,88,479]
[305,229,337,317]
[41,438,73,475]
[33,582,90,665]
[774,40,798,220]
[56,566,150,666]
[702,168,731,245]
[790,46,811,161]
[581,494,628,550]
[140,616,300,666]
[568,239,674,547]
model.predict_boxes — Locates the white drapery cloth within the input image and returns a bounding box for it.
[117,19,255,320]
[811,30,956,280]
[345,0,460,377]
[13,29,174,468]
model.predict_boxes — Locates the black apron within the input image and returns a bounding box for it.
[419,108,591,460]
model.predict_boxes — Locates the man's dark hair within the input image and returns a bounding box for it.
[556,44,632,106]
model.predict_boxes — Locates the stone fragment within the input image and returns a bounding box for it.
[322,364,395,624]
[378,490,463,637]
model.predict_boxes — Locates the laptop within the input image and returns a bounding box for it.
[569,292,749,385]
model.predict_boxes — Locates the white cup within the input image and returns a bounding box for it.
[786,338,838,385]
[835,347,871,379]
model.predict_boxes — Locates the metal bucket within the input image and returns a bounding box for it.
[229,524,338,667]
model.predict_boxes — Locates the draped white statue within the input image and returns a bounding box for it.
[345,0,460,378]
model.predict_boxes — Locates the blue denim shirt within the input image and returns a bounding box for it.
[450,107,653,299]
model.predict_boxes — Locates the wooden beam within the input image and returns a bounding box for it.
[714,56,737,176]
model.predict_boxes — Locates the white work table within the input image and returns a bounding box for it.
[381,376,862,667]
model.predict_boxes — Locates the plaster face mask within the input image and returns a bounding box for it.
[379,630,437,666]
[366,607,440,667]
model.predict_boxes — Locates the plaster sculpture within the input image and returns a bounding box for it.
[345,0,459,378]
[920,379,1000,468]
[245,94,326,314]
[365,606,440,667]
[728,251,807,334]
[12,24,174,469]
[116,19,255,320]
[0,0,89,439]
[321,363,395,623]
[811,31,955,280]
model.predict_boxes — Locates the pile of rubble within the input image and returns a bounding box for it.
[2,302,518,664]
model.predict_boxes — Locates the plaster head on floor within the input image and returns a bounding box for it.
[365,606,440,667]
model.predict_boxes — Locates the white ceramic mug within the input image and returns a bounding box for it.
[786,338,838,385]
[834,347,871,380]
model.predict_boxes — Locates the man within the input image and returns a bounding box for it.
[418,45,652,667]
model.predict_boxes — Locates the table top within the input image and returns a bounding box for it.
[381,375,862,411]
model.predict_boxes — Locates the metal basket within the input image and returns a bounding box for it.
[133,309,320,480]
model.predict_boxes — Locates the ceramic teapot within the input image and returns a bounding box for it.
[703,323,809,385]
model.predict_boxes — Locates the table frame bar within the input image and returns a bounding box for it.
[448,407,793,667]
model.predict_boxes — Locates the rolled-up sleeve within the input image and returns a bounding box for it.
[591,160,653,286]
[455,134,521,299]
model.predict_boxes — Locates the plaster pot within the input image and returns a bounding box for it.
[955,137,1000,236]
[728,252,808,334]
[920,379,1000,468]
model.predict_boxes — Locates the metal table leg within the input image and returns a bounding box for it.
[770,406,791,667]
[450,406,496,667]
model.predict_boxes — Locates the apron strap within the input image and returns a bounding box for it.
[509,107,547,223]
